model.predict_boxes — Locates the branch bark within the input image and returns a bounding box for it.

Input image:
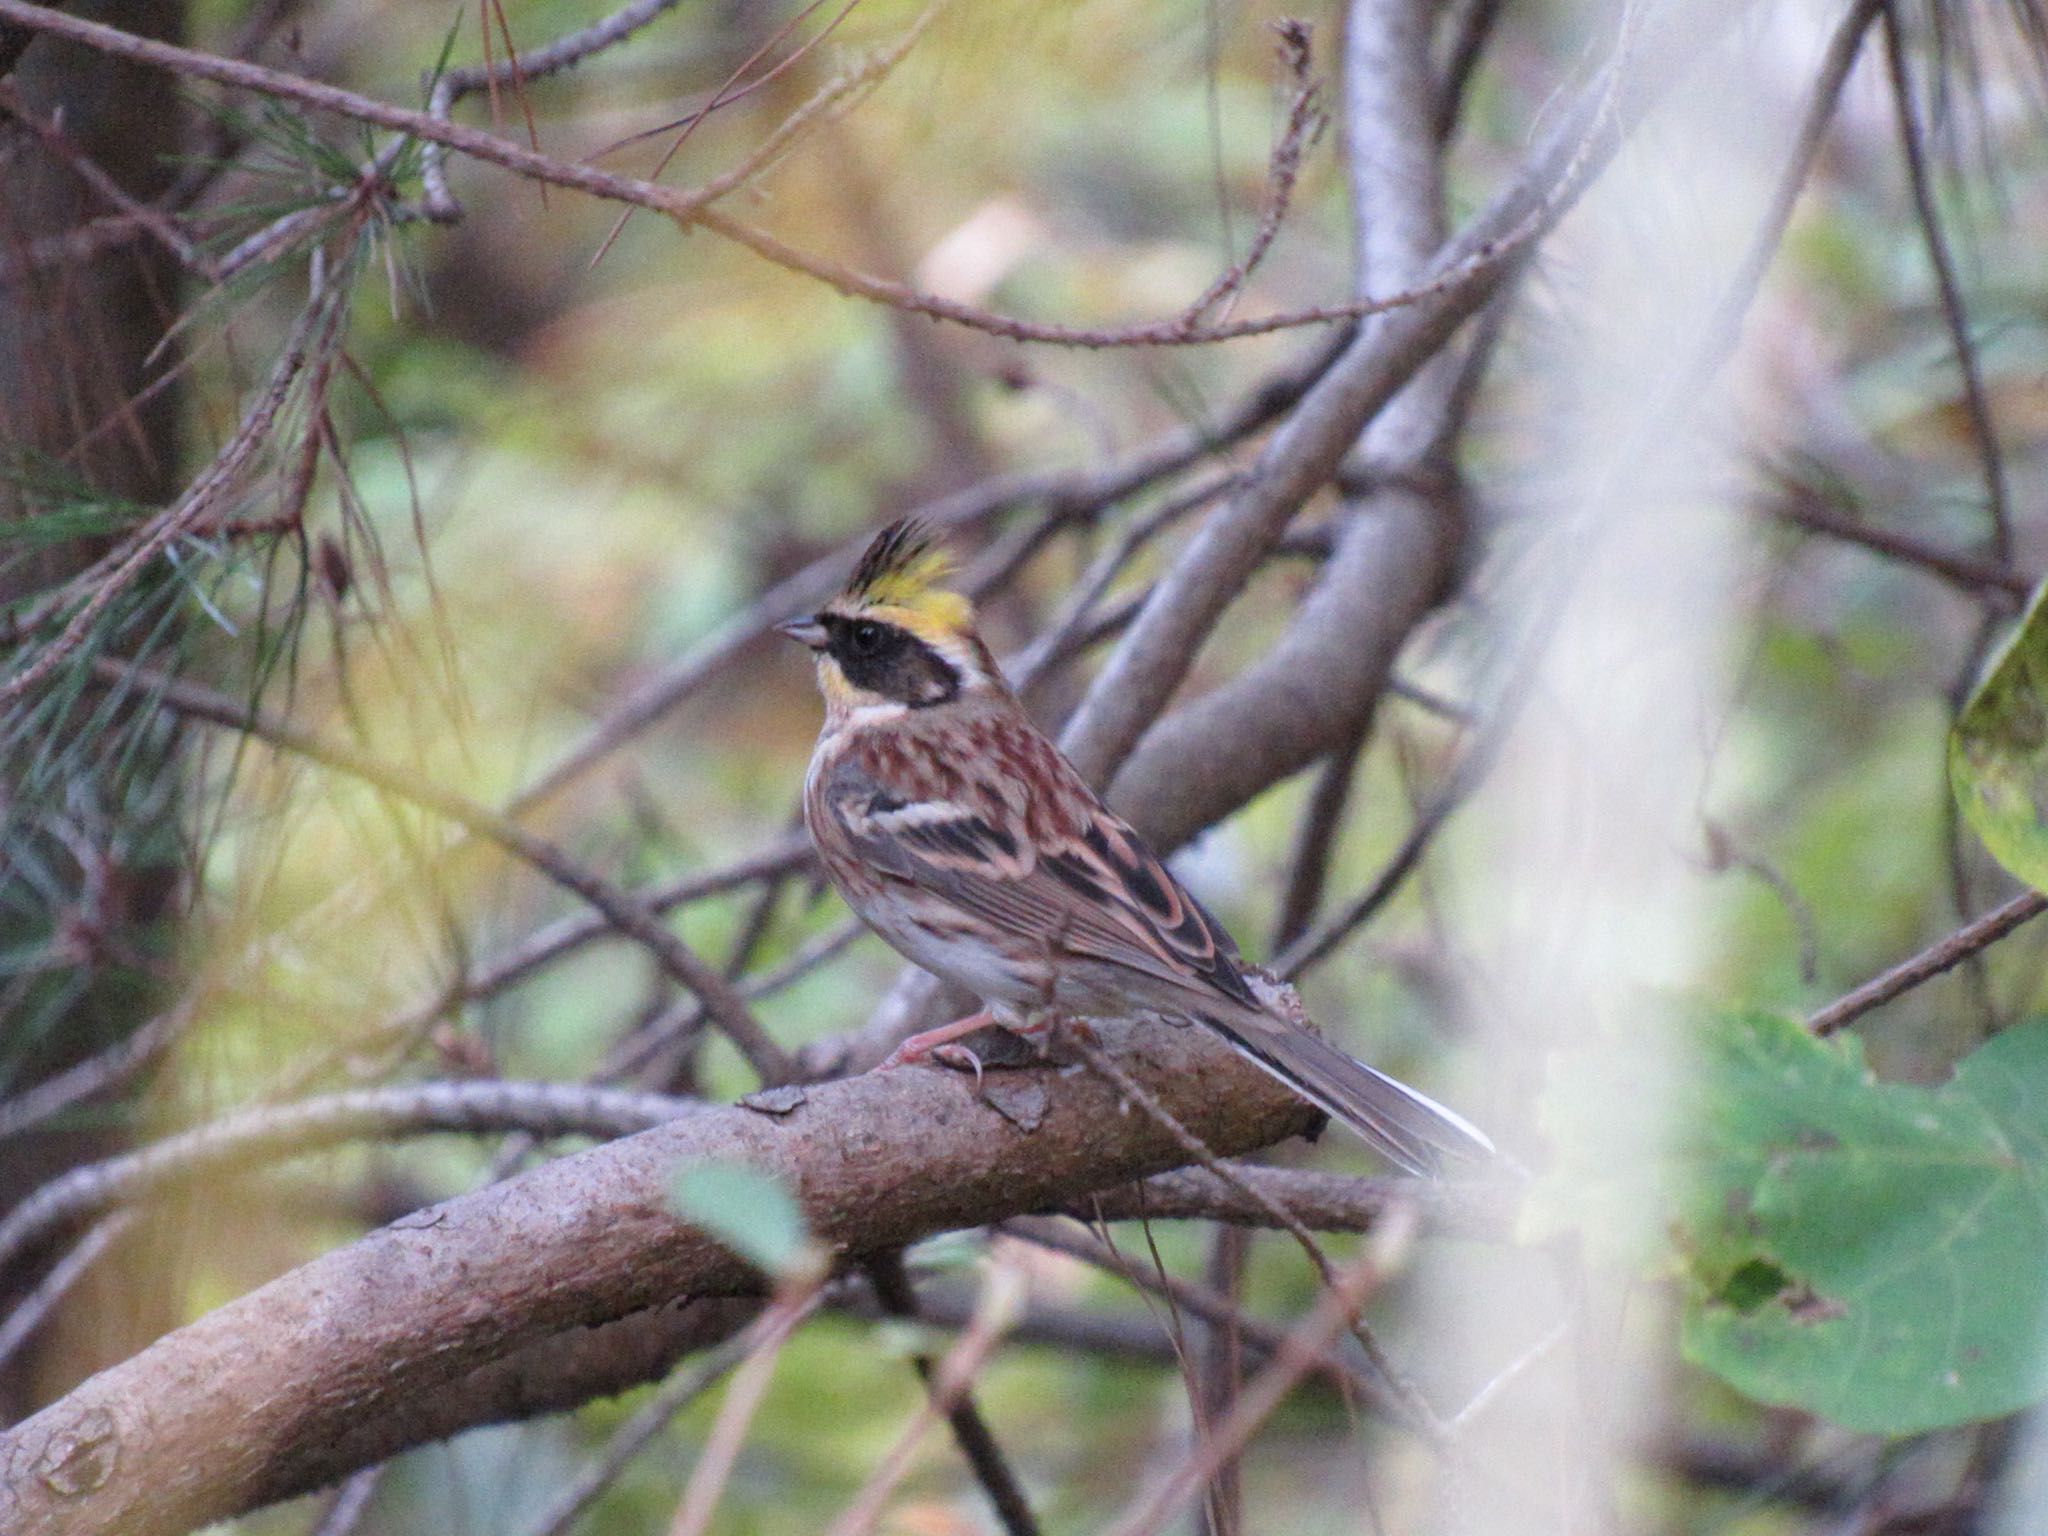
[0,1024,1318,1536]
[1097,0,1466,858]
[1061,0,1639,810]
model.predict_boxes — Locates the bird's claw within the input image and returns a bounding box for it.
[876,1009,996,1071]
[930,1042,986,1091]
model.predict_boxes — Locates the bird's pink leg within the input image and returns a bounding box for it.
[877,1009,998,1070]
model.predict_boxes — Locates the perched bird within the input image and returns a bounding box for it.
[778,519,1491,1176]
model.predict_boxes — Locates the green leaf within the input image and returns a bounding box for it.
[1952,574,2048,889]
[669,1158,815,1280]
[1678,1011,2048,1434]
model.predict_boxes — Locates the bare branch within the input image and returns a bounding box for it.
[0,1010,186,1141]
[1100,1243,1395,1536]
[95,660,795,1083]
[1433,0,1510,141]
[1060,3,1649,795]
[417,0,696,217]
[0,1216,134,1374]
[0,284,344,687]
[507,338,1347,816]
[1880,4,2013,565]
[0,1081,694,1277]
[666,1278,824,1536]
[0,80,218,279]
[517,1318,763,1536]
[0,1021,1320,1535]
[0,0,1590,353]
[1070,1031,1437,1441]
[1685,0,1886,404]
[1177,22,1328,330]
[1807,890,2048,1037]
[999,1218,1374,1403]
[865,1253,1040,1536]
[1078,1163,1512,1242]
[1770,479,2029,603]
[821,1261,1024,1536]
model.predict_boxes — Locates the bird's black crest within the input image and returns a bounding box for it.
[845,518,939,600]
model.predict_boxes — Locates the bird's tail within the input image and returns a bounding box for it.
[1204,1009,1493,1177]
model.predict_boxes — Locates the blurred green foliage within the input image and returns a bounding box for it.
[1954,574,2048,890]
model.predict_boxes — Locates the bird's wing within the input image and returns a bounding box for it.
[817,746,1258,1013]
[818,739,1497,1174]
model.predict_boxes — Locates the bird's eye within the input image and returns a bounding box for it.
[848,621,885,656]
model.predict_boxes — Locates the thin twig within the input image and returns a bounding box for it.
[0,1213,134,1374]
[444,840,811,1019]
[1942,610,2006,1031]
[0,0,1578,352]
[657,7,939,221]
[1433,0,1510,141]
[1099,1245,1397,1536]
[1772,480,2028,603]
[1192,1222,1250,1536]
[419,0,692,216]
[666,1277,822,1536]
[865,1252,1040,1536]
[1274,724,1370,947]
[1806,890,2048,1036]
[307,1469,383,1536]
[1067,1041,1334,1281]
[1881,4,2013,566]
[0,1080,693,1276]
[94,658,795,1082]
[1446,1317,1568,1431]
[508,337,1342,815]
[1681,0,1886,409]
[1178,22,1327,329]
[0,1007,187,1140]
[999,1216,1377,1392]
[580,0,865,266]
[820,1261,1027,1536]
[0,285,343,689]
[1076,1163,1512,1238]
[840,1284,1184,1369]
[599,918,866,1084]
[519,1315,784,1536]
[0,80,220,278]
[1068,1035,1438,1441]
[1276,684,1517,977]
[1007,472,1242,700]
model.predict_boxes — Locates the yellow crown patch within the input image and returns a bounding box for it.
[844,519,973,631]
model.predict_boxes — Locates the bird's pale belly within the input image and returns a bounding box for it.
[855,897,1047,1014]
[854,891,1194,1029]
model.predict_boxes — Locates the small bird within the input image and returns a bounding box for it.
[778,519,1492,1176]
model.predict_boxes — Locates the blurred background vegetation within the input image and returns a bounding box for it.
[4,0,2048,1531]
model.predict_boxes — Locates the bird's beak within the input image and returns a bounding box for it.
[776,615,829,651]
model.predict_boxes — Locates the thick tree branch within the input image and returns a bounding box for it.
[1098,0,1467,854]
[0,1023,1320,1536]
[95,1160,1468,1488]
[1060,5,1647,795]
